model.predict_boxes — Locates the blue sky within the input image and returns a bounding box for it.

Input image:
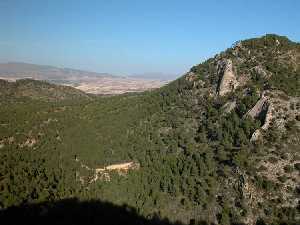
[1,0,300,78]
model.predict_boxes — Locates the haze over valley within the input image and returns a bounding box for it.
[0,62,169,95]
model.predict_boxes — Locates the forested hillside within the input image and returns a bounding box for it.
[0,34,299,225]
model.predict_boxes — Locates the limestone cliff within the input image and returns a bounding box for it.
[245,91,300,141]
[217,59,239,96]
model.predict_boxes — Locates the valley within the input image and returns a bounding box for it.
[0,62,168,95]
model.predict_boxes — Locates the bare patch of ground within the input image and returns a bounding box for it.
[75,158,140,184]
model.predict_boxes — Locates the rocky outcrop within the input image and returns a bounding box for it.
[252,65,270,79]
[245,96,271,129]
[245,94,272,142]
[185,71,197,82]
[222,101,236,114]
[19,138,37,148]
[246,91,300,142]
[217,59,239,96]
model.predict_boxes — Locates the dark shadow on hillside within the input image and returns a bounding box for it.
[0,198,195,225]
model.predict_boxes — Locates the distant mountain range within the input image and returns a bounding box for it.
[0,62,115,81]
[0,62,168,94]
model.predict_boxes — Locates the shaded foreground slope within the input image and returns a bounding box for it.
[0,198,189,225]
[0,34,299,225]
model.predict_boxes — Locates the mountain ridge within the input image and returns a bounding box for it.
[0,62,116,79]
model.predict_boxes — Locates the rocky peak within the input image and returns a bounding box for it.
[185,34,300,146]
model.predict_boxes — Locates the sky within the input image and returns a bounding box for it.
[1,0,300,78]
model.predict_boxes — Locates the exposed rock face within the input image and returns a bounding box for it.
[185,71,197,82]
[250,129,262,142]
[222,101,237,114]
[217,59,239,96]
[245,94,274,142]
[185,71,206,90]
[245,96,271,129]
[245,91,300,141]
[252,65,270,79]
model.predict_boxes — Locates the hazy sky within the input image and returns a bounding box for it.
[1,0,300,78]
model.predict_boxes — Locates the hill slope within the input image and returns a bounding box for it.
[0,34,299,225]
[0,79,91,102]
